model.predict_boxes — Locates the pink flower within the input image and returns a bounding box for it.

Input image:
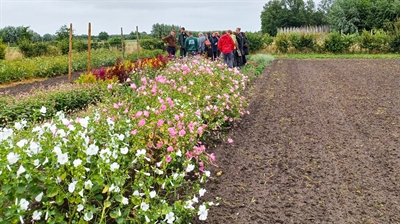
[179,129,186,137]
[138,119,146,127]
[107,84,112,89]
[199,161,205,172]
[205,96,211,100]
[197,126,203,134]
[157,142,163,148]
[208,153,215,162]
[227,138,233,144]
[126,78,131,82]
[130,83,137,89]
[113,103,119,109]
[131,129,138,135]
[136,111,143,118]
[195,110,201,116]
[118,102,124,107]
[157,119,164,127]
[103,108,107,112]
[141,77,147,85]
[166,155,172,163]
[123,108,129,114]
[160,104,167,111]
[144,111,149,117]
[174,114,180,121]
[181,64,189,71]
[167,146,174,152]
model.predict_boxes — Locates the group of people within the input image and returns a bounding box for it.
[162,27,249,68]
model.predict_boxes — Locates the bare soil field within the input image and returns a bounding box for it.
[194,59,400,223]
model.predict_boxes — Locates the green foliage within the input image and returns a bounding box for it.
[289,32,316,52]
[247,54,275,67]
[389,34,400,53]
[0,39,6,60]
[264,33,274,46]
[139,38,166,51]
[360,29,389,52]
[74,72,98,84]
[57,39,70,55]
[275,33,290,53]
[126,49,165,61]
[151,23,181,39]
[245,32,265,53]
[108,37,125,50]
[323,31,350,53]
[74,40,88,52]
[98,31,109,41]
[55,25,71,41]
[18,40,50,58]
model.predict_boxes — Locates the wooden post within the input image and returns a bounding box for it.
[68,23,73,83]
[121,27,125,62]
[7,42,10,54]
[136,26,140,60]
[88,22,91,74]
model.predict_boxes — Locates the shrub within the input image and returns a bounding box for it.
[108,37,125,50]
[247,54,275,67]
[139,38,166,51]
[275,33,290,53]
[57,39,70,55]
[389,34,400,53]
[126,49,165,61]
[18,40,51,58]
[74,40,87,52]
[361,29,389,52]
[245,32,264,53]
[264,33,274,46]
[323,32,348,53]
[0,39,6,60]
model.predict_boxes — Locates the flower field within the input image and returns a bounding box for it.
[0,55,272,223]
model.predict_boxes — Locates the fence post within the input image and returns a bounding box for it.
[121,27,125,62]
[136,26,140,60]
[68,23,73,83]
[88,22,91,74]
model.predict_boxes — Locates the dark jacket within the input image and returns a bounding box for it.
[162,35,177,48]
[236,33,244,51]
[243,36,249,55]
[178,32,188,48]
[211,36,219,52]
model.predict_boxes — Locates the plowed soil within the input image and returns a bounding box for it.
[194,59,400,223]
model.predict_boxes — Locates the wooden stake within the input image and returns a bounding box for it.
[121,27,125,62]
[68,23,73,83]
[88,22,91,74]
[136,26,140,60]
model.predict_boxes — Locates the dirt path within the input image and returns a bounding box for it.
[194,59,400,223]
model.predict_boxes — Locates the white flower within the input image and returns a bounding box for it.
[84,211,93,221]
[109,184,120,193]
[35,192,43,202]
[57,152,69,165]
[145,215,150,223]
[149,190,157,198]
[192,195,198,203]
[62,118,70,126]
[68,181,78,193]
[154,168,163,175]
[77,204,84,212]
[29,141,41,154]
[205,171,211,177]
[140,202,149,211]
[79,189,84,197]
[19,198,29,210]
[164,212,175,224]
[58,129,66,138]
[121,197,129,205]
[198,204,208,220]
[186,164,195,173]
[16,139,28,148]
[39,106,47,114]
[110,162,120,171]
[120,147,128,155]
[184,200,195,210]
[136,149,146,157]
[156,161,162,167]
[56,111,65,120]
[33,159,40,167]
[16,165,26,177]
[84,180,93,189]
[7,152,20,165]
[68,125,76,131]
[79,117,90,128]
[199,188,206,197]
[86,144,99,156]
[32,210,42,220]
[73,159,82,167]
[14,122,23,131]
[176,150,182,157]
[117,134,124,141]
[0,128,13,141]
[133,190,140,196]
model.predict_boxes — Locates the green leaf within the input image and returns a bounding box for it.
[46,184,59,198]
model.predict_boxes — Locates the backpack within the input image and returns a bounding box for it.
[205,39,211,48]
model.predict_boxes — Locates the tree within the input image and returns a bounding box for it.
[261,0,288,36]
[55,25,72,41]
[151,23,180,39]
[42,33,54,42]
[98,31,109,41]
[30,31,41,42]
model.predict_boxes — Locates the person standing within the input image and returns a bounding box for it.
[235,28,244,67]
[211,32,219,60]
[241,32,249,65]
[184,31,199,56]
[197,32,206,55]
[217,31,235,68]
[228,30,240,67]
[178,27,188,57]
[162,30,177,57]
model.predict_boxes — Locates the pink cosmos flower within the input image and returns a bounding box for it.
[160,104,167,111]
[167,146,174,152]
[157,119,164,127]
[136,111,143,118]
[130,83,137,89]
[114,103,119,109]
[197,126,203,134]
[179,129,186,137]
[107,84,113,89]
[168,127,177,137]
[195,110,201,117]
[138,119,146,127]
[126,78,131,82]
[141,77,147,85]
[174,114,180,121]
[131,129,138,135]
[166,155,172,163]
[123,108,129,114]
[227,138,233,143]
[144,111,149,117]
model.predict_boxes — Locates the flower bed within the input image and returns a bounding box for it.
[0,55,272,223]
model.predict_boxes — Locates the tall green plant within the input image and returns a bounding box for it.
[0,39,6,60]
[245,32,265,53]
[275,33,290,53]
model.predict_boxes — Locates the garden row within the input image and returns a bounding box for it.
[0,49,164,84]
[0,55,272,223]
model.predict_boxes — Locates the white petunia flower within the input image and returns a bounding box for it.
[136,149,146,157]
[77,204,84,212]
[164,212,175,224]
[121,197,129,205]
[84,180,93,189]
[154,168,163,175]
[192,195,198,203]
[73,159,82,167]
[149,190,157,198]
[39,106,47,114]
[33,159,40,167]
[62,118,70,126]
[79,189,84,197]
[7,152,20,165]
[133,190,140,196]
[120,147,128,155]
[84,211,93,221]
[68,181,78,193]
[184,200,195,210]
[79,117,90,128]
[14,122,23,131]
[117,134,124,141]
[198,204,208,220]
[176,150,182,157]
[16,165,26,177]
[86,144,99,156]
[35,192,43,202]
[205,171,211,177]
[29,141,41,154]
[110,162,120,171]
[32,210,42,220]
[16,139,28,148]
[199,188,206,197]
[186,164,195,173]
[19,198,29,210]
[140,202,149,211]
[57,152,69,165]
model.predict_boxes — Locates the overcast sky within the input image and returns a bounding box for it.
[0,0,321,36]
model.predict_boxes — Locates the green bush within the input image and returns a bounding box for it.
[264,33,274,46]
[275,33,290,53]
[361,29,389,52]
[18,40,51,58]
[108,37,125,50]
[74,40,87,52]
[0,39,6,60]
[139,38,166,51]
[57,39,70,55]
[323,32,348,53]
[389,34,400,53]
[247,54,275,67]
[126,49,165,61]
[245,32,265,53]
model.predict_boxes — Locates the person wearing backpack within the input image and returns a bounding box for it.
[178,27,188,58]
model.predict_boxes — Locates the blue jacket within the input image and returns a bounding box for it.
[211,36,219,52]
